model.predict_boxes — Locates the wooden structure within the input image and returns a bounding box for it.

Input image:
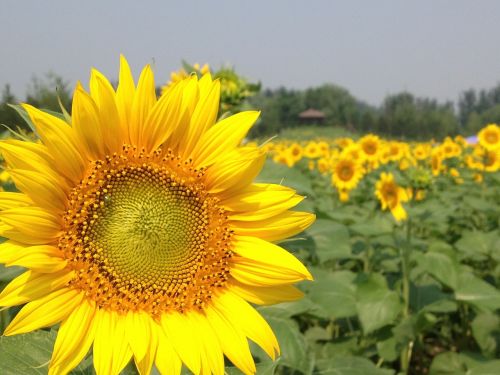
[298,108,325,125]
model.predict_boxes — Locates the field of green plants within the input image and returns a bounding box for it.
[247,134,500,375]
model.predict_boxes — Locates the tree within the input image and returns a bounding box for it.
[25,72,71,112]
[0,84,23,131]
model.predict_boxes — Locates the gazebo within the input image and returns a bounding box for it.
[298,108,325,125]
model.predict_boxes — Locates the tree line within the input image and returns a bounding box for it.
[248,83,500,139]
[1,72,500,140]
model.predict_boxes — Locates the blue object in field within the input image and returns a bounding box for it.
[466,135,478,145]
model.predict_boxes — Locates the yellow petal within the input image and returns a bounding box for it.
[221,183,297,212]
[0,241,65,273]
[142,83,183,152]
[0,192,33,210]
[161,312,201,374]
[231,211,315,242]
[231,236,312,283]
[206,148,266,196]
[89,68,123,153]
[0,270,73,307]
[49,299,96,374]
[214,292,279,359]
[229,280,305,305]
[0,139,54,172]
[0,206,61,241]
[109,312,134,375]
[130,64,156,148]
[21,104,85,183]
[155,329,182,375]
[168,77,200,152]
[193,111,260,167]
[72,82,105,159]
[126,311,157,375]
[8,169,67,212]
[190,312,224,375]
[205,303,256,374]
[181,79,221,157]
[4,288,83,336]
[90,311,133,375]
[227,186,303,221]
[116,55,135,143]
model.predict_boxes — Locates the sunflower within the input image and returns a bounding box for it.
[430,149,443,176]
[412,143,431,161]
[303,141,322,159]
[375,172,409,222]
[287,143,303,164]
[475,147,500,172]
[331,157,364,192]
[358,134,381,169]
[478,123,500,151]
[0,56,314,375]
[439,137,462,159]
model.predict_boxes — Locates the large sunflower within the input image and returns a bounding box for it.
[0,56,314,375]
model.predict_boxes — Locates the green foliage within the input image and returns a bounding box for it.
[378,93,458,139]
[251,161,500,374]
[459,83,500,132]
[0,73,71,133]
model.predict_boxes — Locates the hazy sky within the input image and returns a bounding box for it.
[2,0,500,106]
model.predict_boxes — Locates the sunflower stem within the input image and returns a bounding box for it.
[400,217,412,374]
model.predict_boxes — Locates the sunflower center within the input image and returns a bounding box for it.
[59,146,233,316]
[89,168,207,285]
[339,164,354,180]
[363,142,377,155]
[486,131,498,144]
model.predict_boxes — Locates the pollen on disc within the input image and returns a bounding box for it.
[59,146,233,316]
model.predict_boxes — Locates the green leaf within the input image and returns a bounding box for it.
[0,330,56,375]
[468,361,500,375]
[421,251,459,290]
[7,104,36,132]
[455,272,500,311]
[319,338,359,359]
[259,309,311,374]
[308,271,357,319]
[454,230,500,261]
[306,219,351,262]
[305,326,330,342]
[410,283,456,313]
[0,264,25,282]
[256,160,314,196]
[471,312,500,356]
[376,336,398,362]
[429,352,467,374]
[355,274,402,334]
[430,352,500,375]
[349,216,394,237]
[315,356,394,375]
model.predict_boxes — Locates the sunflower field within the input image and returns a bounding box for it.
[247,126,500,375]
[0,60,499,375]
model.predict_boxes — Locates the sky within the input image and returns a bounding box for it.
[2,0,500,106]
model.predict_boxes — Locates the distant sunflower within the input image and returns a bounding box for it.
[359,134,381,168]
[0,56,314,375]
[303,141,322,159]
[478,123,500,151]
[440,137,461,159]
[287,143,303,163]
[331,157,364,192]
[375,172,409,222]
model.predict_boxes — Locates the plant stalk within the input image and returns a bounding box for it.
[400,217,412,374]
